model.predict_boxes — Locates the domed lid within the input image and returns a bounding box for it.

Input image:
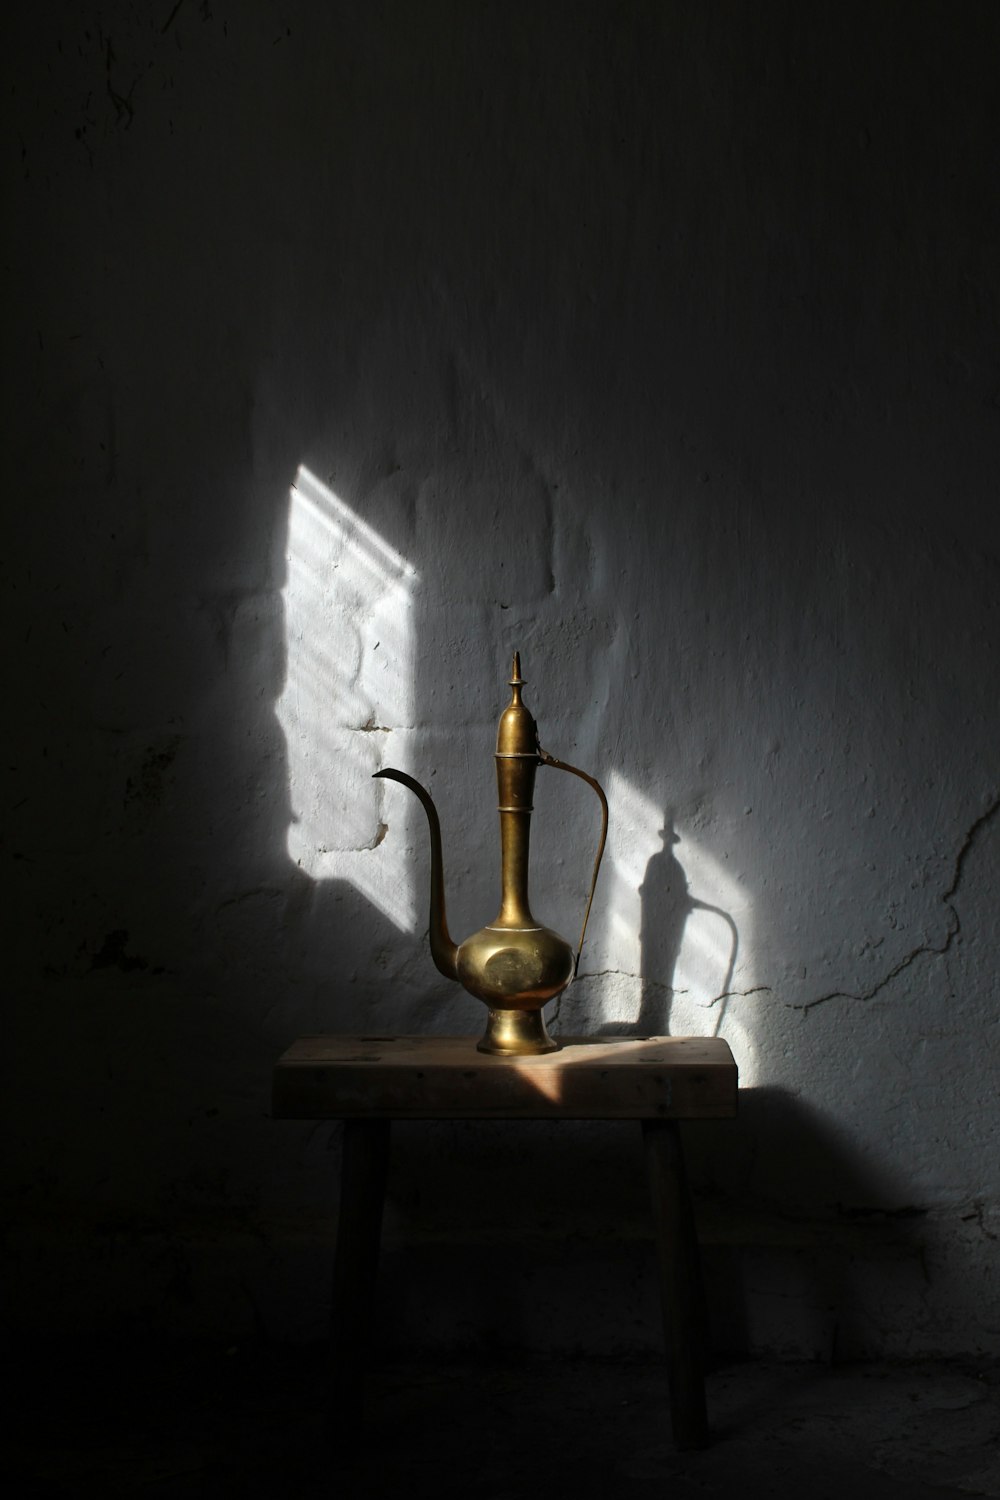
[496,651,539,756]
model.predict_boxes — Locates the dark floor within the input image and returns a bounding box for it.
[6,1344,999,1499]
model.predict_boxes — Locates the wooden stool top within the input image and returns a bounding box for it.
[272,1034,737,1121]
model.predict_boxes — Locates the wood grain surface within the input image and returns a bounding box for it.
[273,1034,737,1120]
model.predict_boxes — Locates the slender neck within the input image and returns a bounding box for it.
[493,653,540,928]
[494,762,539,924]
[497,804,536,926]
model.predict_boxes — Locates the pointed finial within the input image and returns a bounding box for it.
[511,650,523,683]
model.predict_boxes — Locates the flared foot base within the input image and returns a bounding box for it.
[477,1007,559,1056]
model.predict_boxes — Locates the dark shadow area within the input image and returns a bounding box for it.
[689,1086,929,1363]
[375,1116,654,1356]
[369,1083,926,1368]
[7,1339,995,1499]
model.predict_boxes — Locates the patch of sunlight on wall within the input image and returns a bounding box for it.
[275,465,418,931]
[603,770,757,1078]
[603,772,661,961]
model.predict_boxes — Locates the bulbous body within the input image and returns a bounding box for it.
[374,653,606,1055]
[456,924,574,1010]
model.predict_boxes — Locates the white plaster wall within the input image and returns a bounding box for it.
[6,1,999,1358]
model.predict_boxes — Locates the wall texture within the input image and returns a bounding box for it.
[6,0,999,1359]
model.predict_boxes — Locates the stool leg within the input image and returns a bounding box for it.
[330,1118,390,1434]
[641,1118,709,1450]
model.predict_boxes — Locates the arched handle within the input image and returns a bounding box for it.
[537,746,609,977]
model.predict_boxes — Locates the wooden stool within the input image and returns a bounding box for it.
[272,1034,737,1450]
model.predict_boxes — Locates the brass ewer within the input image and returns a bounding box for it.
[374,652,608,1055]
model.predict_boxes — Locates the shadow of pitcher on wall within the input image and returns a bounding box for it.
[636,810,738,1038]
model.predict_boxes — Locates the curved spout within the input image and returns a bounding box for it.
[372,768,459,981]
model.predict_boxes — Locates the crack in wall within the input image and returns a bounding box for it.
[551,796,1000,1029]
[958,1199,998,1242]
[573,967,666,987]
[705,985,773,1007]
[551,968,691,1030]
[790,794,1000,1014]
